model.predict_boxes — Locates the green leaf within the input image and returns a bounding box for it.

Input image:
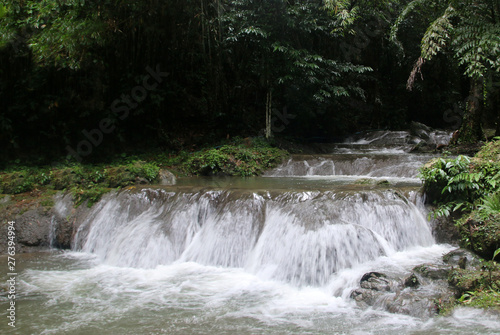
[493,248,500,261]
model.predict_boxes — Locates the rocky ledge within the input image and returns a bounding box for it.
[351,248,483,318]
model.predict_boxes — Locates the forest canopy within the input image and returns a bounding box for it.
[1,0,499,163]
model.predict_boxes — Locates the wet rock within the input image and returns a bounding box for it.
[404,273,420,288]
[385,289,454,318]
[360,272,392,291]
[135,177,149,185]
[409,136,423,145]
[0,193,92,253]
[413,264,450,280]
[350,288,384,307]
[408,122,451,152]
[410,121,432,141]
[442,248,482,271]
[351,266,455,318]
[159,169,176,185]
[431,213,460,244]
[15,209,52,248]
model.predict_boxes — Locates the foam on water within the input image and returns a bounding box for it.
[9,244,500,335]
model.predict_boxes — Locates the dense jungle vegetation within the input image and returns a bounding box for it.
[1,0,499,166]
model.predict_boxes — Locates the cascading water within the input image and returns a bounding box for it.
[73,188,433,286]
[3,131,500,335]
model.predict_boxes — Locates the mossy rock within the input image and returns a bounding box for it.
[0,173,28,193]
[475,140,500,162]
[448,265,500,295]
[105,166,137,188]
[457,212,500,260]
[51,168,81,190]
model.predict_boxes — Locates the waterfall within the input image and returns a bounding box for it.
[18,132,500,335]
[74,187,433,287]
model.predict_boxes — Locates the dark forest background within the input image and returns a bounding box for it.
[1,0,499,164]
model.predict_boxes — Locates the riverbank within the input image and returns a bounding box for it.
[420,139,500,312]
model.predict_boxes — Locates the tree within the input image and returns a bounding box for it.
[392,0,500,143]
[221,0,371,138]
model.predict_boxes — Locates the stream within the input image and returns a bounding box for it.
[1,131,500,334]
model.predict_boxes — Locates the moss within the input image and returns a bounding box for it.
[422,140,500,312]
[448,262,500,311]
[461,290,500,309]
[457,211,500,260]
[71,186,112,208]
[475,140,500,162]
[182,142,288,177]
[51,168,81,190]
[105,166,137,188]
[354,178,373,185]
[0,138,289,211]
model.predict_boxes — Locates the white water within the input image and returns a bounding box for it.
[2,132,500,334]
[264,154,435,178]
[73,188,433,286]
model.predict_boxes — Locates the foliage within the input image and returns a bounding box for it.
[457,211,500,259]
[392,0,500,143]
[0,160,161,195]
[392,0,500,81]
[183,140,288,177]
[422,140,500,261]
[420,155,500,217]
[71,186,112,208]
[479,192,500,217]
[0,0,497,162]
[448,261,500,310]
[420,149,500,218]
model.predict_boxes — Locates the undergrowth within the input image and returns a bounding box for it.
[421,139,500,312]
[0,137,288,206]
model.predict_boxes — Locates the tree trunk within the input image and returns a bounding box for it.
[454,78,484,144]
[495,86,500,137]
[265,89,272,139]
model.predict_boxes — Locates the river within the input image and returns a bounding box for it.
[1,131,499,334]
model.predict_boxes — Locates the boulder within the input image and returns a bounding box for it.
[413,264,451,280]
[360,272,393,291]
[442,248,482,271]
[159,169,176,185]
[410,121,432,141]
[404,273,420,288]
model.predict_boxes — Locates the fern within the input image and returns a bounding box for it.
[394,0,500,83]
[479,192,500,216]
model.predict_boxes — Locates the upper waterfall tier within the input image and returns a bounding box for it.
[264,153,435,178]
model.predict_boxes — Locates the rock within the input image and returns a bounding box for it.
[408,122,452,152]
[410,121,432,140]
[404,273,420,288]
[350,288,385,307]
[409,136,423,145]
[442,248,482,271]
[0,192,92,253]
[159,169,176,185]
[413,264,450,280]
[386,289,454,318]
[458,257,467,269]
[135,177,149,185]
[14,209,52,248]
[431,213,460,244]
[351,270,455,318]
[360,272,392,292]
